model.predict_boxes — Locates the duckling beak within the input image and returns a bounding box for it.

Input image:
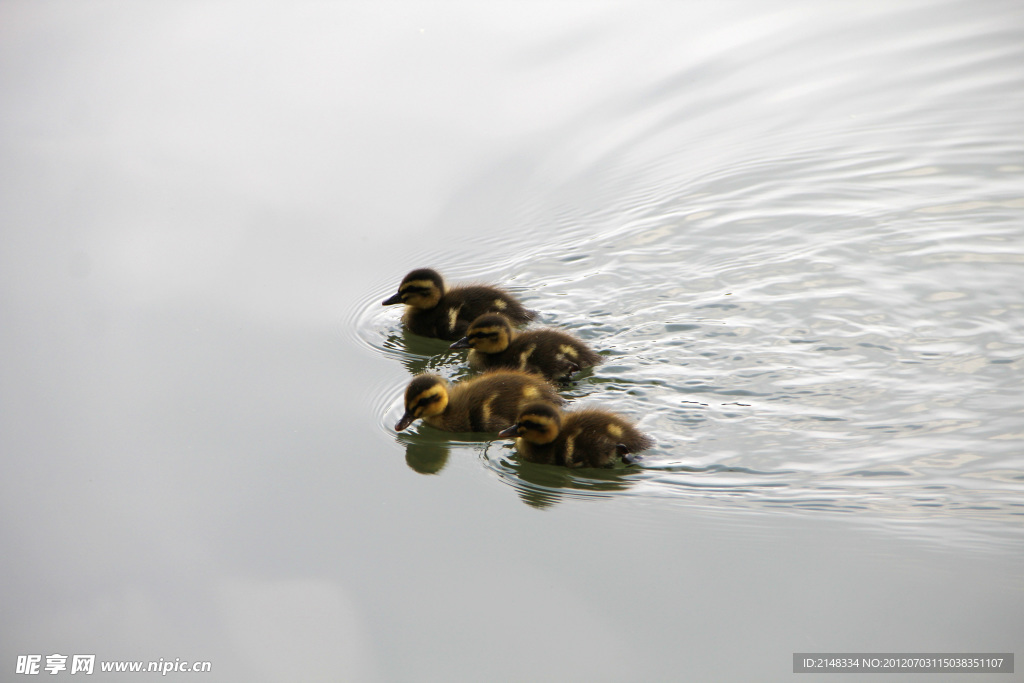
[449,337,471,350]
[382,292,404,306]
[395,411,416,431]
[497,424,519,439]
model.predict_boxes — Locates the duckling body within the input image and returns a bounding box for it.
[395,370,562,433]
[450,313,602,381]
[498,401,653,468]
[382,268,534,341]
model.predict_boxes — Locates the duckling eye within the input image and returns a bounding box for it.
[520,420,543,431]
[417,394,441,408]
[402,286,431,297]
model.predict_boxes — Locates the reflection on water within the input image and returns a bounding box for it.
[397,431,451,475]
[381,330,467,377]
[485,446,638,509]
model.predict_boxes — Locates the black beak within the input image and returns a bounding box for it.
[449,337,471,350]
[382,292,404,306]
[395,411,416,431]
[497,424,519,439]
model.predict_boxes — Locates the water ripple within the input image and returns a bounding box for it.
[353,0,1024,547]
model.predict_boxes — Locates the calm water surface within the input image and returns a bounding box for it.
[2,1,1023,681]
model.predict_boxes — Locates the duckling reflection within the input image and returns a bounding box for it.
[450,313,602,381]
[382,329,464,376]
[382,268,535,341]
[395,370,562,433]
[498,401,653,468]
[396,431,451,474]
[485,442,639,509]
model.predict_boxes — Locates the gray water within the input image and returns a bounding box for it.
[2,1,1023,681]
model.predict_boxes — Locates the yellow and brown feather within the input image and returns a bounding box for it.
[395,370,563,433]
[450,313,602,381]
[498,401,653,468]
[383,269,534,341]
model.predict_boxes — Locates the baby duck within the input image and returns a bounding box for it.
[450,313,602,381]
[382,268,535,341]
[395,370,563,433]
[498,401,654,468]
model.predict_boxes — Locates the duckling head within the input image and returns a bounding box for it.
[497,401,561,445]
[395,373,450,431]
[382,268,444,310]
[449,313,513,352]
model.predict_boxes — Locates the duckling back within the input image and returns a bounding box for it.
[439,370,561,432]
[451,313,602,380]
[500,402,652,468]
[398,370,561,433]
[557,408,653,468]
[383,268,534,340]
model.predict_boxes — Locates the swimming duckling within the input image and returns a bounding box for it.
[382,268,535,341]
[498,401,653,468]
[450,313,602,381]
[395,370,563,433]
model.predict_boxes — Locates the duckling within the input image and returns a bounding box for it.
[450,313,602,381]
[498,401,653,468]
[382,268,535,341]
[395,370,563,433]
